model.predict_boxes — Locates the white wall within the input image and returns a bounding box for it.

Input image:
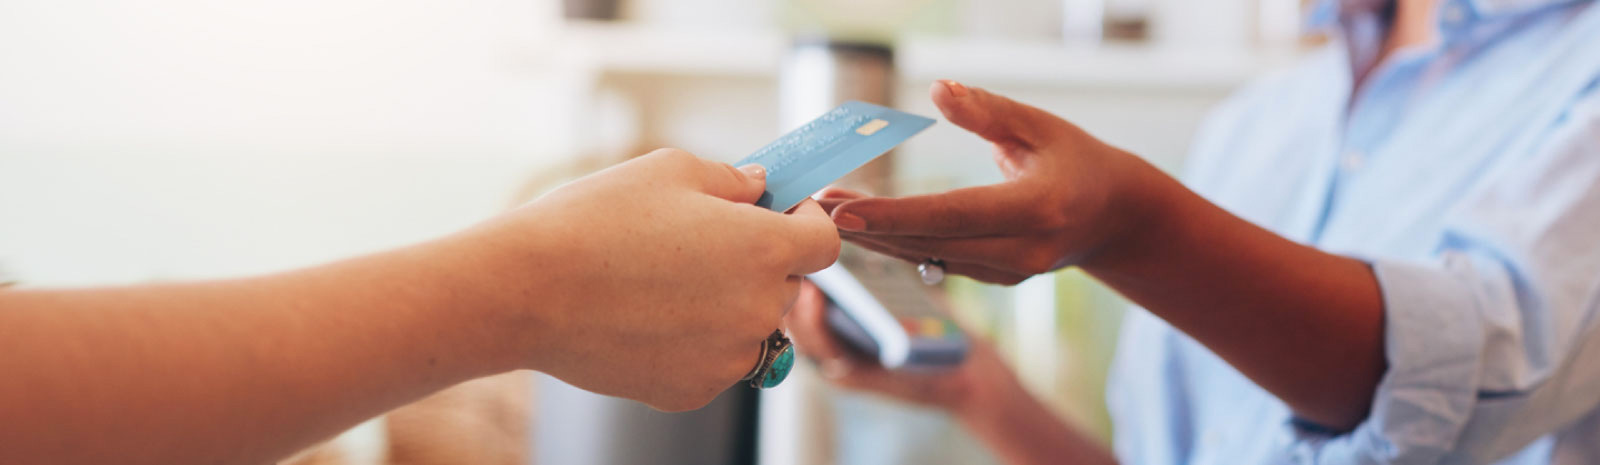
[0,0,576,285]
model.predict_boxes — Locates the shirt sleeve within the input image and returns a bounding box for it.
[1296,88,1600,464]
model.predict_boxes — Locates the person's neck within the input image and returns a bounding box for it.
[1384,0,1442,59]
[1357,0,1442,89]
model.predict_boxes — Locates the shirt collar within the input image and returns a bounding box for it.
[1305,0,1591,33]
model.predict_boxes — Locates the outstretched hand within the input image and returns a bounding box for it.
[820,81,1159,285]
[824,81,1386,431]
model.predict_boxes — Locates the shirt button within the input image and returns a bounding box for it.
[1340,150,1366,172]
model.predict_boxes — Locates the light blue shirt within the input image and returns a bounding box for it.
[1107,0,1600,464]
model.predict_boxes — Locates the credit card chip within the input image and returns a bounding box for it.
[855,118,890,136]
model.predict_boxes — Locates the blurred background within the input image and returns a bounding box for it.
[0,0,1315,464]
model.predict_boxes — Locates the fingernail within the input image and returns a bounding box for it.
[738,164,767,180]
[940,79,969,98]
[833,212,866,231]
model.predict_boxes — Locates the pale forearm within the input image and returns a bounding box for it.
[0,148,837,463]
[0,239,514,465]
[1083,161,1386,430]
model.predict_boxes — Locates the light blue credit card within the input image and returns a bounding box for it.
[734,101,935,212]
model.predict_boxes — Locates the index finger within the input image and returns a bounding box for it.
[815,187,868,216]
[829,183,1030,237]
[780,199,843,275]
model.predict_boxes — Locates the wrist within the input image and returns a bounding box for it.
[948,360,1031,428]
[416,221,565,376]
[1080,152,1187,272]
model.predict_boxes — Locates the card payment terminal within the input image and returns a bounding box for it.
[808,245,969,370]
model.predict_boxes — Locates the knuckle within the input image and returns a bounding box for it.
[649,148,696,165]
[717,161,745,181]
[815,232,842,264]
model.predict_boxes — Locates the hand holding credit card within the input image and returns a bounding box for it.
[734,101,935,212]
[735,101,967,372]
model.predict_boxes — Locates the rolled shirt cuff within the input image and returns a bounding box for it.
[1289,255,1485,463]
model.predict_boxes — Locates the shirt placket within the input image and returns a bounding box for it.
[1310,15,1450,246]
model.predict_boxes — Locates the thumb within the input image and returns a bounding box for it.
[696,158,769,205]
[929,80,1067,150]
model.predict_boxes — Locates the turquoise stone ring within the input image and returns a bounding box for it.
[744,330,795,389]
[761,345,795,388]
